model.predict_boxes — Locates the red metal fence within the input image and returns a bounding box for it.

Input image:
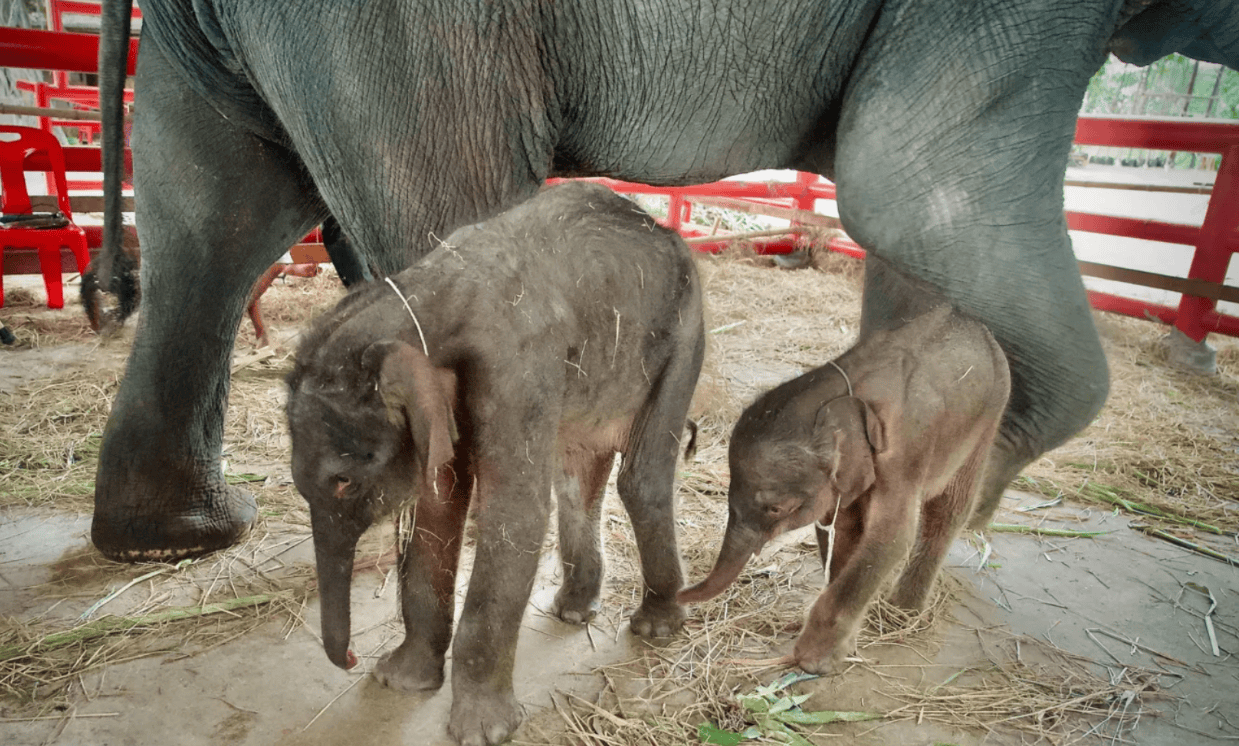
[1,24,1236,339]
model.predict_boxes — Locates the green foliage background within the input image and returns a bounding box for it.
[1084,54,1239,119]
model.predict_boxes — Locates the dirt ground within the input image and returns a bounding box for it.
[1,250,1236,746]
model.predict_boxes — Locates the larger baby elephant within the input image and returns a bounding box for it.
[680,287,1009,675]
[286,182,703,746]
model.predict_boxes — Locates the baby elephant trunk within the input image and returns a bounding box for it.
[311,512,362,670]
[677,516,765,604]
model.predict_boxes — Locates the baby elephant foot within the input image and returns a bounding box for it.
[793,639,851,675]
[629,596,685,638]
[550,586,601,625]
[886,582,933,614]
[792,620,857,675]
[448,686,523,746]
[372,642,445,692]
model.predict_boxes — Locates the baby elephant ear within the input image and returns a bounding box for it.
[366,341,458,487]
[814,397,885,497]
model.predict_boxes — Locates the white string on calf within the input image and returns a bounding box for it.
[384,276,430,357]
[816,495,843,587]
[816,359,855,585]
[827,360,853,397]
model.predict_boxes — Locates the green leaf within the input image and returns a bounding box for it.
[771,671,821,689]
[768,694,812,715]
[776,709,885,726]
[225,472,267,484]
[697,723,744,746]
[767,696,795,715]
[738,694,770,714]
[766,722,814,746]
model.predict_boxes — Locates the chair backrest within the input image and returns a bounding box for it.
[0,125,74,218]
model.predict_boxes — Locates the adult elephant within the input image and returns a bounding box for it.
[91,0,1238,564]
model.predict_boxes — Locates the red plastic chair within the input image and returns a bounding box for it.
[0,125,89,309]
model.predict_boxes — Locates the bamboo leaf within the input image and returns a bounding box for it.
[738,694,770,714]
[0,592,291,663]
[987,524,1109,538]
[775,709,885,726]
[697,723,744,745]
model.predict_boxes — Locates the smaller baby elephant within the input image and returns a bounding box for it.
[678,297,1009,675]
[286,181,703,746]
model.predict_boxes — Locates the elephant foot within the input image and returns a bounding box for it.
[550,586,601,625]
[887,577,934,614]
[628,596,685,638]
[91,480,257,562]
[372,642,445,692]
[448,684,523,746]
[886,588,930,615]
[793,616,858,675]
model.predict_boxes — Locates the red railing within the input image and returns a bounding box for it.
[0,25,137,75]
[2,25,1236,338]
[1069,117,1239,340]
[561,118,1239,341]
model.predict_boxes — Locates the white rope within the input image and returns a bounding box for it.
[384,276,429,357]
[827,360,853,397]
[815,496,843,587]
[814,362,855,586]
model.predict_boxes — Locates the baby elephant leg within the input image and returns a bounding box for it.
[888,444,987,612]
[795,485,919,674]
[551,450,615,624]
[373,457,472,692]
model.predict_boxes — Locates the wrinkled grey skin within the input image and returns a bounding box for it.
[286,182,703,746]
[82,214,371,333]
[680,263,1010,674]
[91,0,1239,566]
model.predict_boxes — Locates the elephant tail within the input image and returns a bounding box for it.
[85,0,140,330]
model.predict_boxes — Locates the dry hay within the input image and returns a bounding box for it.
[0,286,96,350]
[878,629,1163,744]
[1019,310,1239,535]
[532,568,957,746]
[0,530,316,716]
[0,364,120,510]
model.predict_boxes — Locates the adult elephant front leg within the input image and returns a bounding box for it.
[833,0,1114,532]
[92,44,325,561]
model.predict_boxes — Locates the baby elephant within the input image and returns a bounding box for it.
[679,298,1009,675]
[286,182,704,746]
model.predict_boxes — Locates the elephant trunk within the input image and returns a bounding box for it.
[677,516,766,604]
[312,512,361,670]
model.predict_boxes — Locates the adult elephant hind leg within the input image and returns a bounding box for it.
[834,2,1112,537]
[91,44,325,562]
[550,451,614,625]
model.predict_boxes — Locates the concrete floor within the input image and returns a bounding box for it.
[2,489,1236,746]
